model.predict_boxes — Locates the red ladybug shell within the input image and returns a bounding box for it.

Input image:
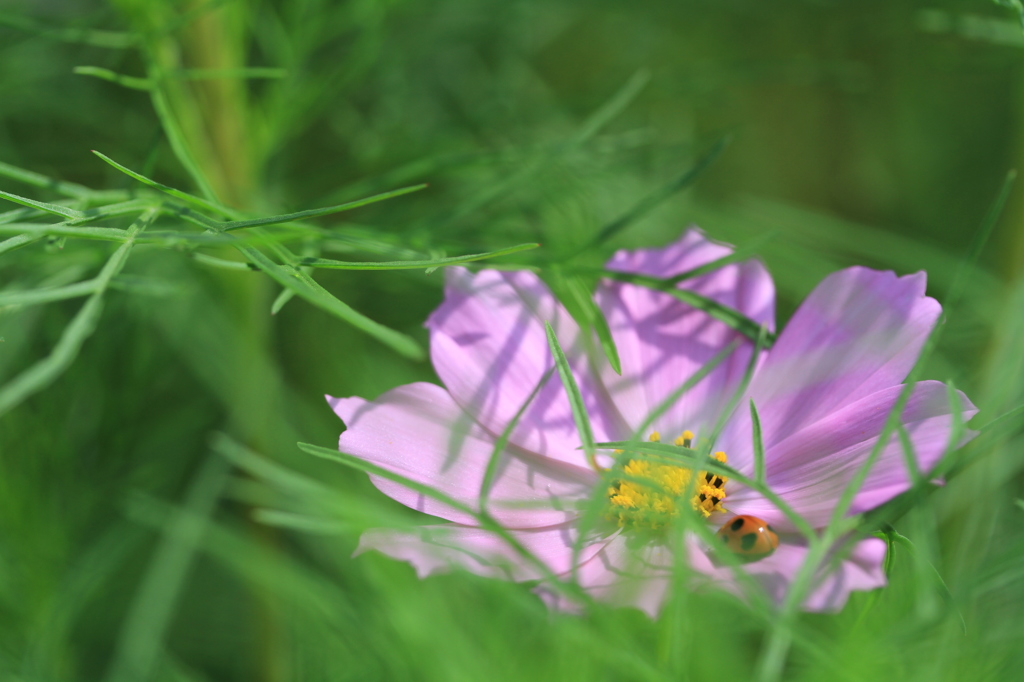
[716,515,779,561]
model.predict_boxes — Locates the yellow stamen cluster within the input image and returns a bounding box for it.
[605,432,728,531]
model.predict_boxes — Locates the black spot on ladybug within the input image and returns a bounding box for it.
[741,533,758,551]
[730,518,745,532]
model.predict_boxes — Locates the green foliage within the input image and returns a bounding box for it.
[2,1,1024,681]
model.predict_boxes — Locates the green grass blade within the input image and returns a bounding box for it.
[104,454,229,682]
[601,269,774,345]
[751,399,767,487]
[147,81,220,204]
[220,184,428,231]
[0,13,137,48]
[0,233,43,256]
[543,270,621,374]
[0,280,98,307]
[176,67,287,80]
[544,321,596,467]
[74,66,152,91]
[299,242,538,270]
[0,189,84,220]
[479,367,555,508]
[0,160,92,198]
[583,135,730,251]
[944,169,1015,311]
[0,224,129,241]
[233,243,424,360]
[571,69,650,144]
[91,151,228,217]
[0,208,156,417]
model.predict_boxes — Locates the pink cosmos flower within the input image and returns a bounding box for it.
[328,228,977,616]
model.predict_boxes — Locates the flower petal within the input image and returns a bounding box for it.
[595,228,775,437]
[535,533,673,617]
[355,522,603,581]
[744,267,941,451]
[427,268,625,468]
[696,537,887,612]
[329,382,598,528]
[725,381,978,529]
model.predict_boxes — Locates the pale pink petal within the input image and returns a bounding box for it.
[725,381,977,529]
[537,534,675,617]
[741,267,941,452]
[329,383,597,529]
[355,522,604,582]
[428,268,626,468]
[595,228,775,438]
[695,537,887,612]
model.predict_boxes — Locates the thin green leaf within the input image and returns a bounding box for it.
[90,157,424,359]
[480,368,556,508]
[232,243,424,360]
[176,67,287,80]
[0,160,92,198]
[221,184,428,231]
[544,322,596,467]
[571,69,650,144]
[545,270,621,374]
[634,339,742,441]
[74,66,152,90]
[0,207,157,417]
[704,324,769,447]
[91,151,228,217]
[664,231,777,283]
[147,77,220,203]
[104,455,229,682]
[190,252,258,271]
[750,400,766,487]
[0,233,43,256]
[0,189,83,220]
[944,169,1015,311]
[0,280,98,308]
[602,269,774,344]
[270,289,296,315]
[583,135,730,251]
[0,224,129,241]
[0,13,137,48]
[299,242,537,270]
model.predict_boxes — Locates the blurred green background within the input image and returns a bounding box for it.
[1,0,1023,680]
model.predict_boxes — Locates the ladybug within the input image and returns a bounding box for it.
[716,515,779,562]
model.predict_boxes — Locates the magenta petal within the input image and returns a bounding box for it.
[745,267,941,450]
[329,383,598,528]
[428,268,624,468]
[355,522,603,581]
[725,381,977,528]
[595,228,775,436]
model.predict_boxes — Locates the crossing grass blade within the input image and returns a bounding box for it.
[544,270,622,374]
[299,242,538,270]
[601,269,774,345]
[544,322,597,467]
[0,207,157,417]
[0,160,93,198]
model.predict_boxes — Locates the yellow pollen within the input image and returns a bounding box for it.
[605,431,729,530]
[674,429,695,448]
